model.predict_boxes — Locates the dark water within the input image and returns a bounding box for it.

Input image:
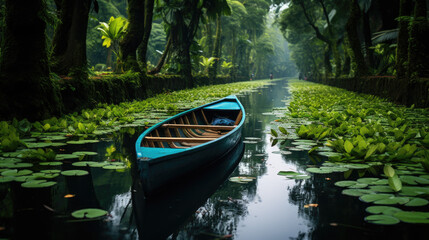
[2,79,428,239]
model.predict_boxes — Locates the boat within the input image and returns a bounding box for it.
[132,141,245,239]
[135,95,245,195]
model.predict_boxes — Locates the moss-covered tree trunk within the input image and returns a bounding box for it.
[120,0,145,72]
[346,0,367,76]
[148,34,171,75]
[407,0,429,79]
[362,11,374,69]
[208,14,221,80]
[0,0,61,120]
[51,0,91,78]
[395,0,412,80]
[137,0,155,72]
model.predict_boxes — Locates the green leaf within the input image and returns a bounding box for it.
[388,174,402,192]
[270,129,278,137]
[334,180,358,187]
[344,140,354,153]
[278,126,288,135]
[364,215,400,225]
[364,144,378,160]
[394,211,429,224]
[360,193,394,203]
[71,208,108,219]
[384,164,395,177]
[404,198,429,207]
[365,206,402,216]
[61,170,89,176]
[21,180,57,188]
[277,171,300,176]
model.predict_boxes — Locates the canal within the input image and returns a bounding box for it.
[3,79,427,239]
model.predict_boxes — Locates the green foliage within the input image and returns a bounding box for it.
[97,16,128,65]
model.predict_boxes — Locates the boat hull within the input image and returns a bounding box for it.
[135,95,245,195]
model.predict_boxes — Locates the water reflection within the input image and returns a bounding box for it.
[132,140,245,239]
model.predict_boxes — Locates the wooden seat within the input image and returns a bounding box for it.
[161,124,235,131]
[144,136,217,143]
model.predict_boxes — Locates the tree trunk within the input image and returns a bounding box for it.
[363,11,375,69]
[120,0,145,72]
[230,31,237,78]
[346,0,367,76]
[148,35,171,75]
[137,0,155,72]
[51,0,91,78]
[407,0,429,79]
[396,0,412,79]
[0,0,61,120]
[208,14,221,79]
[324,46,332,79]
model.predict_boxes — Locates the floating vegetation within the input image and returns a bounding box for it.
[229,176,256,184]
[71,208,108,219]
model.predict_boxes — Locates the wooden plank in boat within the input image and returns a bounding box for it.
[161,124,235,130]
[144,136,217,143]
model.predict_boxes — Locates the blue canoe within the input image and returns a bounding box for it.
[135,95,245,195]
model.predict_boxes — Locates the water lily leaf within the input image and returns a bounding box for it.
[344,163,370,169]
[103,163,127,170]
[41,170,61,173]
[32,172,59,179]
[72,161,100,167]
[348,183,369,189]
[1,169,33,177]
[55,154,79,161]
[364,214,400,225]
[342,189,375,197]
[335,180,358,187]
[0,176,15,183]
[306,168,333,174]
[72,151,99,156]
[287,175,311,180]
[404,197,429,207]
[400,175,429,185]
[393,211,429,224]
[278,171,301,176]
[374,196,409,205]
[71,208,108,219]
[61,170,89,176]
[360,193,394,203]
[369,185,395,193]
[66,140,100,145]
[357,178,380,184]
[291,141,317,146]
[40,135,67,141]
[399,186,429,197]
[229,176,255,184]
[317,152,343,157]
[21,180,57,188]
[373,179,388,185]
[39,161,63,166]
[366,206,402,216]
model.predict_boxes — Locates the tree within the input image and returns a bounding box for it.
[346,0,367,76]
[51,0,93,78]
[119,0,155,72]
[0,0,61,120]
[97,16,129,71]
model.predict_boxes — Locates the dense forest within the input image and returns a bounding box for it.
[0,0,295,121]
[0,0,428,121]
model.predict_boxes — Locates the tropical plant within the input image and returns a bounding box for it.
[199,56,218,74]
[97,16,129,70]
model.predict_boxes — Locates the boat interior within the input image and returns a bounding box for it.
[141,107,242,149]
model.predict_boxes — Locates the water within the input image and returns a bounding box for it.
[1,79,428,239]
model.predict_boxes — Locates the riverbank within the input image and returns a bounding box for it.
[307,76,429,108]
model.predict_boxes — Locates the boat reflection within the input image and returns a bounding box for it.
[132,140,245,240]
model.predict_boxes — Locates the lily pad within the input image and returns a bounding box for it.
[366,206,402,216]
[287,175,311,180]
[343,163,370,169]
[66,140,100,145]
[393,211,429,224]
[72,151,99,156]
[399,186,429,197]
[229,176,255,184]
[400,175,429,185]
[317,152,343,157]
[55,154,79,160]
[21,180,57,188]
[39,161,63,166]
[364,214,400,225]
[71,208,108,219]
[342,189,375,197]
[32,172,59,179]
[357,178,380,184]
[404,197,429,207]
[278,171,301,176]
[360,193,394,203]
[335,180,358,187]
[1,169,33,177]
[306,167,333,174]
[61,170,89,176]
[373,196,410,205]
[369,185,395,193]
[0,176,15,183]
